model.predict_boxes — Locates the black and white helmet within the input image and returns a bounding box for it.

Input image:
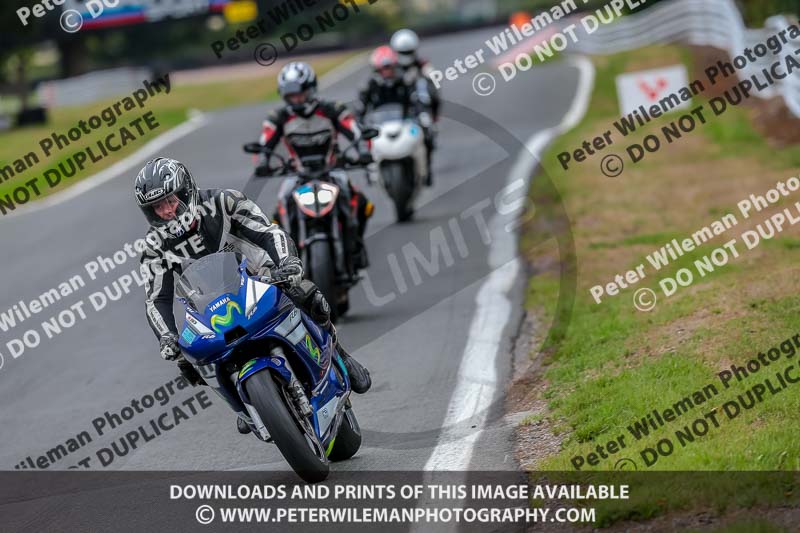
[390,29,420,67]
[134,157,198,230]
[277,62,319,117]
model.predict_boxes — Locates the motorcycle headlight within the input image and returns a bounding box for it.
[316,189,334,205]
[297,191,316,206]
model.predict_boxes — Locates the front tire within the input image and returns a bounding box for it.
[382,160,415,222]
[244,371,329,483]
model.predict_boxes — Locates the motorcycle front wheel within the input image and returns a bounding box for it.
[382,160,415,222]
[245,371,330,483]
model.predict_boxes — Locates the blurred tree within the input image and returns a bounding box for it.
[738,0,800,25]
[0,1,51,110]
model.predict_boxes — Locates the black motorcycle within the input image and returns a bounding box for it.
[243,130,378,320]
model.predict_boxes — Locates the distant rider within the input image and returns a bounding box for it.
[358,45,434,187]
[358,46,419,118]
[258,62,374,271]
[390,29,441,121]
[135,157,372,436]
[390,29,441,186]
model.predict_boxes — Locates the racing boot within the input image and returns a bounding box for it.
[424,138,435,187]
[421,116,436,187]
[353,197,373,270]
[305,285,372,393]
[353,236,370,270]
[327,322,371,394]
[236,414,252,435]
[337,342,372,394]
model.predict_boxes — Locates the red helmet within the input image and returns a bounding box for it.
[370,45,398,71]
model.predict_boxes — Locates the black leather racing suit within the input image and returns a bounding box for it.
[401,59,441,122]
[139,187,372,406]
[357,76,417,118]
[358,73,435,182]
[140,188,329,341]
[259,101,372,258]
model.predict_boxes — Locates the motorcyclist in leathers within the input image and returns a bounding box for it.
[258,61,374,272]
[135,157,371,435]
[359,45,436,186]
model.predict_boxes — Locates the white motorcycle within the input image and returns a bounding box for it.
[367,104,429,222]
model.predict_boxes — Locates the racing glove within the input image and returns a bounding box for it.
[271,256,304,286]
[159,333,181,361]
[418,111,433,129]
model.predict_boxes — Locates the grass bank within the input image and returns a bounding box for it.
[520,45,800,526]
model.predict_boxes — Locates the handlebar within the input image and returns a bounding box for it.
[254,274,291,286]
[242,129,376,179]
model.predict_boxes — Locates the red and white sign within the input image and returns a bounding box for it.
[616,65,691,116]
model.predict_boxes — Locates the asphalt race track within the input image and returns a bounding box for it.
[0,28,580,476]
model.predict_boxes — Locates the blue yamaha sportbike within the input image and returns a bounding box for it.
[175,252,361,483]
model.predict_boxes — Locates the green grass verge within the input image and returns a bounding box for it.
[522,44,800,527]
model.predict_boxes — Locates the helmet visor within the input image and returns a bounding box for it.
[379,65,396,79]
[279,80,307,98]
[286,90,311,105]
[283,88,317,115]
[140,191,191,228]
[397,51,414,66]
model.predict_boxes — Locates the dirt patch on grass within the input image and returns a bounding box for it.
[693,44,800,146]
[598,506,800,533]
[506,312,564,471]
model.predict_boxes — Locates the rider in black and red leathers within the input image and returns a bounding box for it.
[258,62,373,271]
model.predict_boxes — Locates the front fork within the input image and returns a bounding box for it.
[235,346,313,441]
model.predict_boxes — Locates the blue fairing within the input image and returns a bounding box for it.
[177,256,350,451]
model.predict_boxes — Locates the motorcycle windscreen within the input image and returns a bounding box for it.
[366,103,406,123]
[176,252,243,312]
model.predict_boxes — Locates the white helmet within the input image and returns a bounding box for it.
[390,29,419,67]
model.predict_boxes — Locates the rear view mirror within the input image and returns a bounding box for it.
[243,142,268,154]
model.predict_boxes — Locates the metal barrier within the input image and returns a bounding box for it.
[569,0,800,117]
[36,67,152,109]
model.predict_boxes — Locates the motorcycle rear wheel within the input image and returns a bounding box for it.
[307,239,341,321]
[328,403,362,462]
